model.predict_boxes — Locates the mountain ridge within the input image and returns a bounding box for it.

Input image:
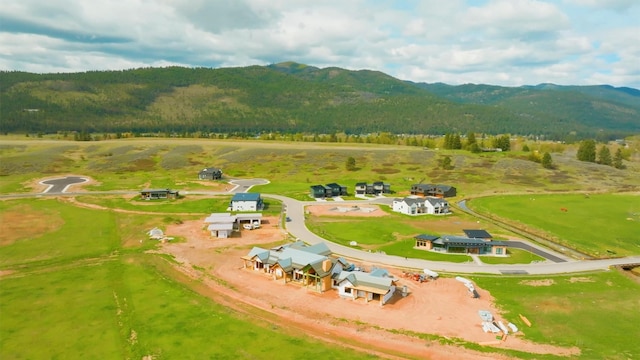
[1,62,638,139]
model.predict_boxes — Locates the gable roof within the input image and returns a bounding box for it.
[231,193,261,202]
[246,246,270,262]
[463,229,493,239]
[289,241,332,256]
[337,271,393,294]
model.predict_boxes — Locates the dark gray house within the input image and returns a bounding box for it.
[198,167,223,180]
[325,183,347,196]
[410,183,456,198]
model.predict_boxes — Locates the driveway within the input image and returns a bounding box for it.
[40,176,88,193]
[227,178,270,193]
[266,194,640,275]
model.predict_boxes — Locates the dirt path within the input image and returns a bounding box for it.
[159,218,580,359]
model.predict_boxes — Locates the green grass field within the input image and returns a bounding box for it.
[0,199,380,360]
[2,137,640,359]
[473,271,640,360]
[468,193,640,257]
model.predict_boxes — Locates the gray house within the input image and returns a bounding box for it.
[198,167,223,180]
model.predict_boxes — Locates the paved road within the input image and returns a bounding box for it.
[2,179,638,275]
[266,194,640,275]
[40,176,88,193]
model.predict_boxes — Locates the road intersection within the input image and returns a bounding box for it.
[3,175,639,276]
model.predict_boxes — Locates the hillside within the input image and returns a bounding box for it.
[1,63,638,138]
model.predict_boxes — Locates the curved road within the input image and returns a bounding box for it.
[265,194,640,275]
[2,176,638,275]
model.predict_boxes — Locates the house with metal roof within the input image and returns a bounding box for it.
[335,270,396,305]
[230,193,263,211]
[414,232,507,256]
[241,242,344,292]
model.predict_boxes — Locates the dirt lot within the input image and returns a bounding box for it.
[160,214,580,360]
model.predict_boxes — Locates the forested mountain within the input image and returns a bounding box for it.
[1,62,638,139]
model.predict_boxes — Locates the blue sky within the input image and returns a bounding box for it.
[1,0,638,88]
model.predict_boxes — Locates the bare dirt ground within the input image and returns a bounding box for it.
[160,215,580,360]
[305,204,487,235]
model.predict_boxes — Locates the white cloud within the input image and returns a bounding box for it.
[0,0,638,88]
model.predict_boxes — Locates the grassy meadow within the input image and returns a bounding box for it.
[468,193,640,257]
[2,136,640,359]
[0,198,381,360]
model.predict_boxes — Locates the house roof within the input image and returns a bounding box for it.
[337,271,393,294]
[141,188,175,193]
[231,193,261,202]
[325,183,344,188]
[440,235,489,247]
[412,183,434,190]
[415,234,440,241]
[424,197,448,206]
[207,223,234,231]
[199,167,221,174]
[289,242,332,256]
[278,247,327,269]
[355,182,367,186]
[246,247,270,262]
[463,229,493,239]
[204,213,236,223]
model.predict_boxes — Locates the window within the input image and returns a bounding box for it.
[495,247,503,255]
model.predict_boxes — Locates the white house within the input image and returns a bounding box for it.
[392,196,450,215]
[335,270,396,306]
[230,193,263,212]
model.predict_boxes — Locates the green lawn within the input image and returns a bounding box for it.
[0,199,379,360]
[472,271,640,360]
[305,213,473,263]
[468,193,640,257]
[479,248,545,264]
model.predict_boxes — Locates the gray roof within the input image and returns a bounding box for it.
[337,271,393,292]
[199,167,221,174]
[424,197,448,206]
[231,193,261,201]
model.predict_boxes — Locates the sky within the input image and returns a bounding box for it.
[1,0,639,88]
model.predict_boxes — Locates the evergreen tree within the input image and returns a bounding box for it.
[577,139,596,162]
[597,145,612,165]
[345,156,356,171]
[613,148,625,169]
[439,156,453,170]
[443,133,451,149]
[493,135,511,151]
[466,131,477,148]
[541,152,554,169]
[451,133,462,149]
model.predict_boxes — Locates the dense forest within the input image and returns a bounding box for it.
[1,62,638,140]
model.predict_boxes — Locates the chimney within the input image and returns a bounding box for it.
[322,259,332,272]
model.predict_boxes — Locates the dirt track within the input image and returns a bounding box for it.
[160,216,580,359]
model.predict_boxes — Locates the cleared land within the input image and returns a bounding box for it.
[1,138,640,359]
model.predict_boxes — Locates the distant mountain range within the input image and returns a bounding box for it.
[1,61,638,139]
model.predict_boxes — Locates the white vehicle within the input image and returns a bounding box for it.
[243,221,261,230]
